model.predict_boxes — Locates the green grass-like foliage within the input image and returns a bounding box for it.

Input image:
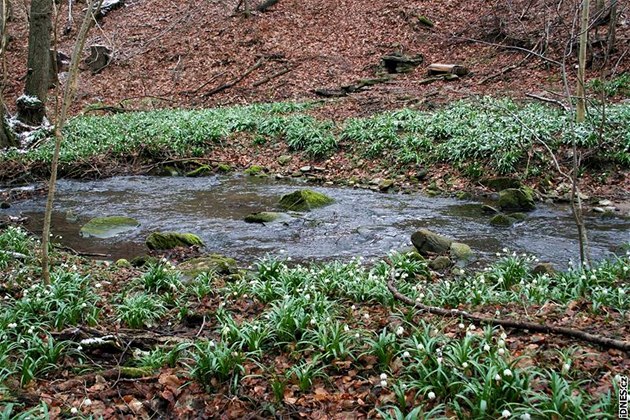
[2,98,627,174]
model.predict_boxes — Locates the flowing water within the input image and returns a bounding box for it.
[5,175,629,267]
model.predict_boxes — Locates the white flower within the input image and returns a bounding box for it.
[462,362,469,369]
[495,374,502,381]
[355,332,360,338]
[380,373,387,380]
[502,409,511,418]
[483,344,491,352]
[351,304,356,310]
[403,351,410,358]
[498,348,506,356]
[520,414,531,420]
[70,407,78,414]
[427,391,436,400]
[380,380,387,387]
[503,369,513,377]
[310,318,317,325]
[495,310,501,316]
[395,326,404,336]
[28,327,34,334]
[437,357,443,364]
[83,398,92,406]
[468,324,476,331]
[417,343,425,350]
[77,345,83,351]
[562,363,571,373]
[94,283,102,288]
[344,325,350,332]
[498,339,505,347]
[8,323,17,329]
[363,313,370,320]
[458,323,465,329]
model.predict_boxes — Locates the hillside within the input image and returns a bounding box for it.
[3,0,629,116]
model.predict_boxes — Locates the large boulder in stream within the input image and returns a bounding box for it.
[178,254,238,277]
[279,189,334,211]
[411,229,473,262]
[497,188,536,212]
[145,232,204,250]
[80,216,139,238]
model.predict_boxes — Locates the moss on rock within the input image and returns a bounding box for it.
[178,254,238,277]
[490,214,516,227]
[278,189,334,211]
[186,165,212,177]
[411,229,452,255]
[450,242,473,261]
[145,232,204,250]
[497,187,535,212]
[244,211,282,223]
[244,165,265,176]
[80,216,140,239]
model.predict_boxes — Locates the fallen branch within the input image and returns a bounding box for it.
[477,59,525,85]
[525,93,570,111]
[202,58,265,98]
[386,270,630,352]
[252,66,293,87]
[455,36,562,67]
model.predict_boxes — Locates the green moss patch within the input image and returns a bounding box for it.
[79,216,140,239]
[278,189,334,211]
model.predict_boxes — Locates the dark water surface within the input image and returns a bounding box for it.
[7,175,629,267]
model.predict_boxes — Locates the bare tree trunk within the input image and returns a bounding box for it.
[18,0,52,125]
[607,0,617,56]
[0,0,17,149]
[576,0,590,123]
[41,1,101,284]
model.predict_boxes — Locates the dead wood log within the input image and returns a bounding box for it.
[256,0,280,12]
[202,58,265,97]
[427,63,468,76]
[386,269,630,352]
[525,93,570,111]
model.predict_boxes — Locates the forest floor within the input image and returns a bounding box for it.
[1,0,629,418]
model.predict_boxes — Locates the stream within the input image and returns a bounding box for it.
[5,174,629,267]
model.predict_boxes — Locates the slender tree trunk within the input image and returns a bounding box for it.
[0,0,17,149]
[18,0,53,123]
[41,1,100,284]
[576,0,590,123]
[607,0,617,56]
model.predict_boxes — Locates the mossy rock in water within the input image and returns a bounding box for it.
[489,214,516,227]
[244,211,282,223]
[244,165,265,176]
[186,165,212,177]
[480,176,523,191]
[450,242,473,261]
[145,232,204,250]
[178,254,238,277]
[279,189,334,211]
[508,212,527,221]
[216,163,232,173]
[411,229,452,255]
[80,216,140,239]
[497,187,535,212]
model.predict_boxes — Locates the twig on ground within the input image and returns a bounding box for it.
[202,58,265,98]
[525,93,570,111]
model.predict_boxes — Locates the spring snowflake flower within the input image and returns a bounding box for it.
[484,344,491,351]
[462,362,469,369]
[355,332,360,338]
[502,409,511,418]
[403,351,410,358]
[395,326,404,336]
[363,313,370,320]
[562,362,571,373]
[458,323,465,329]
[380,380,387,387]
[70,407,78,414]
[380,373,387,380]
[428,391,436,400]
[83,399,92,406]
[8,323,17,329]
[417,343,425,350]
[468,324,476,331]
[495,374,502,381]
[344,325,350,332]
[498,339,506,347]
[503,369,513,377]
[94,283,102,288]
[437,357,443,364]
[498,348,506,356]
[351,305,356,310]
[310,318,317,325]
[520,414,531,420]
